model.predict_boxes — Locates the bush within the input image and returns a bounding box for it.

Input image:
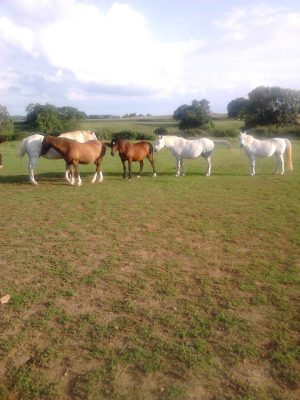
[207,128,237,137]
[180,128,206,137]
[113,130,136,140]
[135,132,155,141]
[247,125,300,138]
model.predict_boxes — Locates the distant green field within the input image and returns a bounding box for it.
[0,139,299,400]
[13,116,244,139]
[80,116,243,136]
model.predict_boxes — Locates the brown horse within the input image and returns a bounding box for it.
[40,136,106,186]
[110,138,157,180]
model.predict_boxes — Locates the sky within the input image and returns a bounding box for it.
[1,0,300,116]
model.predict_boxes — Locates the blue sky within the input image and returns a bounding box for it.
[1,0,300,116]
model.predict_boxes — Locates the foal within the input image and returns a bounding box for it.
[40,136,106,186]
[110,138,156,180]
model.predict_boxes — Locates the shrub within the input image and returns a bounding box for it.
[113,130,136,140]
[135,132,155,141]
[207,128,237,137]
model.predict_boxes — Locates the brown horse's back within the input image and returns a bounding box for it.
[68,140,103,164]
[41,136,104,164]
[127,141,153,161]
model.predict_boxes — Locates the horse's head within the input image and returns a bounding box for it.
[153,135,165,152]
[238,131,248,148]
[110,139,119,156]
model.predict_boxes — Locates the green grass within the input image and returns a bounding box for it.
[0,136,299,399]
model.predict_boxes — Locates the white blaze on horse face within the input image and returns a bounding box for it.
[239,132,246,148]
[154,136,165,152]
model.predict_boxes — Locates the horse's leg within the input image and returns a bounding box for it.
[128,159,132,181]
[176,158,181,177]
[73,162,82,186]
[65,162,72,183]
[122,160,126,179]
[68,165,75,185]
[147,154,157,177]
[205,156,212,176]
[276,153,284,175]
[0,153,2,169]
[249,156,255,176]
[28,156,38,185]
[137,160,144,178]
[91,159,104,183]
[181,159,186,176]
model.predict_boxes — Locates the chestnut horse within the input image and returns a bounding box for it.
[40,136,106,186]
[110,138,156,180]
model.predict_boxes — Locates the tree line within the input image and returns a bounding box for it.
[0,86,299,140]
[173,86,300,131]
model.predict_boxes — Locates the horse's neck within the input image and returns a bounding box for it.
[245,136,256,148]
[49,137,67,153]
[164,136,179,149]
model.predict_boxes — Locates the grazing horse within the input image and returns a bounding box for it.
[239,131,293,176]
[110,138,156,180]
[0,137,5,169]
[153,135,214,176]
[40,136,106,186]
[17,131,97,184]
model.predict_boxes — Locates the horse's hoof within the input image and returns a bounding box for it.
[137,175,141,178]
[153,173,157,177]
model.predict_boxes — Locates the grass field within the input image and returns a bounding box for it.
[0,137,299,399]
[13,116,243,140]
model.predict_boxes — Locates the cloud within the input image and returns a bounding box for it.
[0,1,300,114]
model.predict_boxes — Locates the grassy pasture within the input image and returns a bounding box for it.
[79,116,243,137]
[0,137,299,400]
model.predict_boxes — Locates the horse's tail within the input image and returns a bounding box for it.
[285,139,293,171]
[17,138,27,157]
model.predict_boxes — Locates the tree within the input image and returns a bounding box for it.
[154,126,168,136]
[173,99,213,130]
[227,97,248,119]
[244,86,300,127]
[0,105,14,139]
[26,103,86,134]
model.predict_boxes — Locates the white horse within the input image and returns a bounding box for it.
[17,130,97,184]
[153,135,214,176]
[239,131,293,176]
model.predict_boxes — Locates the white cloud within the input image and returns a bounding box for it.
[0,16,35,53]
[0,1,300,114]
